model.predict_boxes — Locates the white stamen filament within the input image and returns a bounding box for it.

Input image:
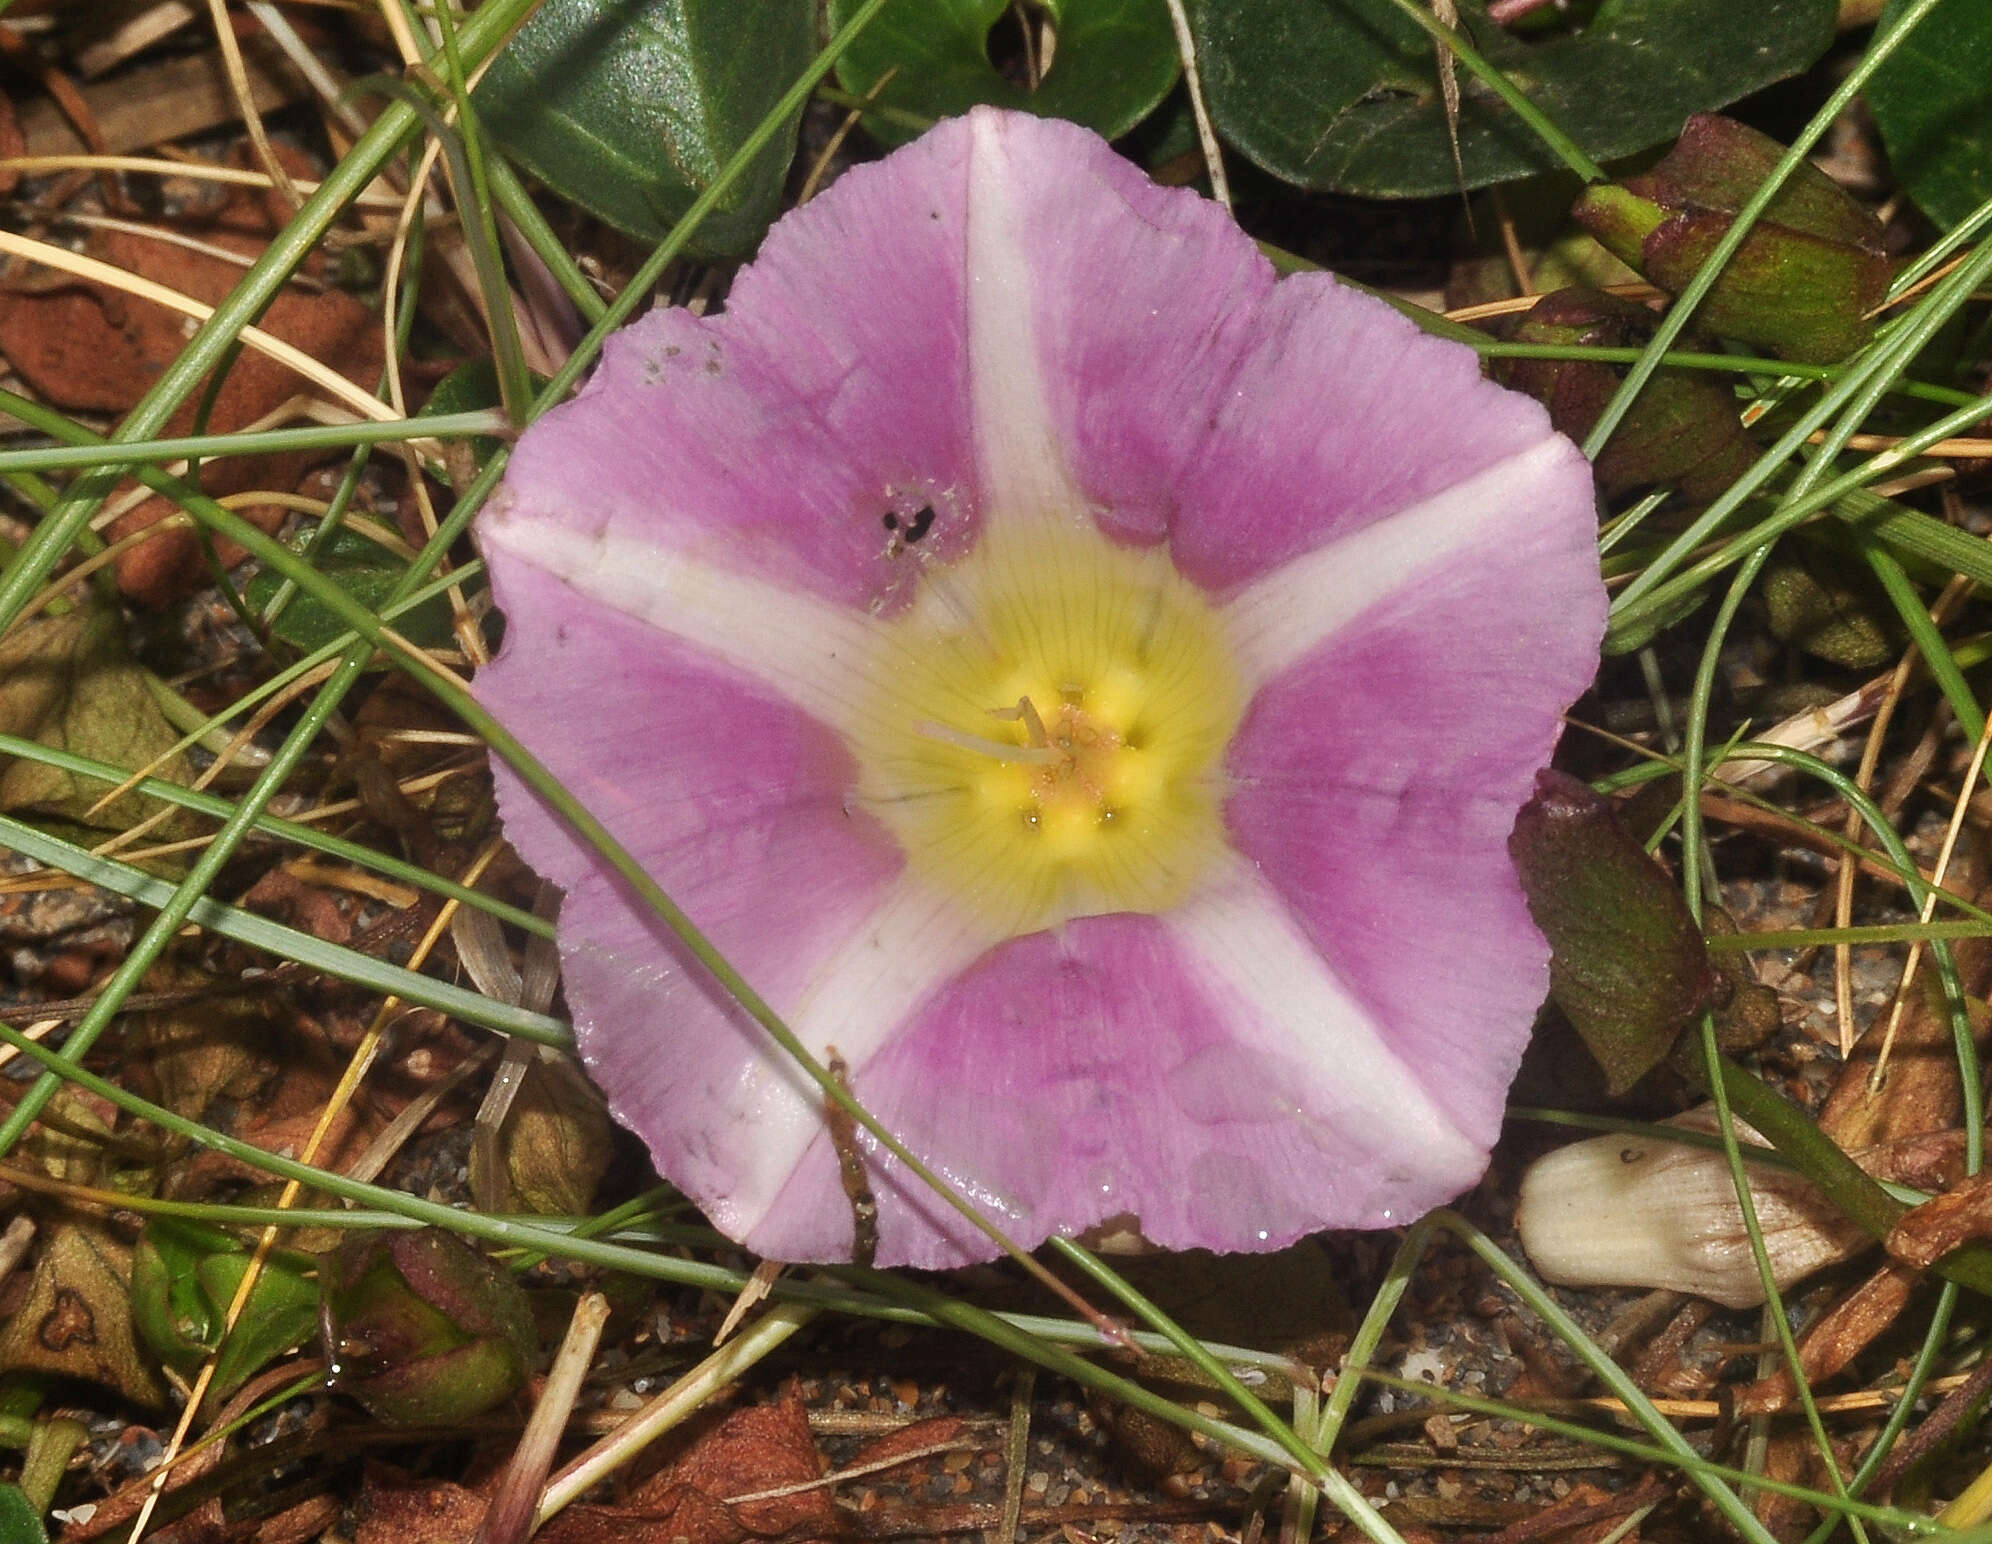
[911,719,1062,765]
[989,695,1051,747]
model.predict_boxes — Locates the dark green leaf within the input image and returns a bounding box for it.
[0,1485,48,1544]
[421,359,528,470]
[1509,770,1721,1095]
[244,529,454,654]
[1762,546,1895,668]
[1189,0,1836,197]
[828,0,1180,145]
[1867,0,1992,230]
[1492,286,1759,499]
[475,0,813,255]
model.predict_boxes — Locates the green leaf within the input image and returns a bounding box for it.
[1509,770,1721,1095]
[0,1486,48,1544]
[475,0,814,255]
[1761,545,1895,668]
[244,529,454,654]
[1867,0,1992,230]
[1189,0,1837,197]
[421,359,526,470]
[130,1219,320,1400]
[828,0,1180,145]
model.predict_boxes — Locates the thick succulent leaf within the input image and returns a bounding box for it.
[321,1230,536,1426]
[1510,770,1721,1095]
[1189,0,1837,196]
[828,0,1179,146]
[1867,0,1992,231]
[475,0,813,255]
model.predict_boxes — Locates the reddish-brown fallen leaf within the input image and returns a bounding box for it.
[250,1494,342,1544]
[239,866,355,947]
[1628,1298,1717,1399]
[847,1415,966,1470]
[354,1463,496,1544]
[1730,1261,1920,1415]
[541,1393,838,1544]
[1473,1478,1667,1544]
[0,91,24,196]
[168,1030,383,1199]
[1887,1170,1992,1268]
[0,147,383,604]
[1753,1423,1845,1542]
[1861,1127,1971,1194]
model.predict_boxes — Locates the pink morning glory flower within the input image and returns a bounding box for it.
[473,108,1605,1269]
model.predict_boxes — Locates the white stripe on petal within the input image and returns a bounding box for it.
[717,876,1005,1238]
[1221,437,1570,684]
[964,111,1082,520]
[484,517,901,735]
[1162,861,1482,1192]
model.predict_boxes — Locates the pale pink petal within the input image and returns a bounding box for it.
[1223,503,1606,1147]
[473,107,1608,1267]
[954,111,1566,592]
[483,132,985,619]
[478,510,904,739]
[476,559,923,1232]
[751,869,1481,1268]
[1164,276,1567,592]
[1221,437,1584,684]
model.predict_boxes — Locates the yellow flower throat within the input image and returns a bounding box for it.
[858,514,1244,935]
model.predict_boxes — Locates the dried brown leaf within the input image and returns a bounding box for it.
[0,1219,167,1406]
[1731,1262,1919,1414]
[126,962,278,1128]
[0,90,23,197]
[0,605,195,836]
[847,1416,967,1470]
[471,1050,611,1218]
[355,1463,495,1544]
[541,1394,838,1544]
[1886,1170,1992,1268]
[1819,850,1992,1151]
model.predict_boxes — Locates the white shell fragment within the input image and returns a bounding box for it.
[1516,1107,1871,1309]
